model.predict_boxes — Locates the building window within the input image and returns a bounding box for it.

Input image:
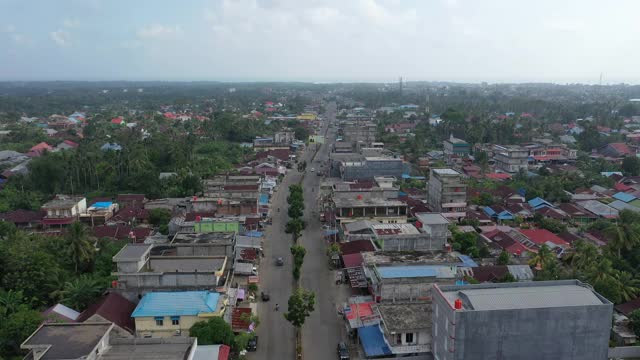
[155,317,164,326]
[396,333,402,344]
[171,317,180,326]
[405,333,414,344]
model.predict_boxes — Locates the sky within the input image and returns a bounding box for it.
[1,0,639,83]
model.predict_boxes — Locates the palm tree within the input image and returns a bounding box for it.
[566,240,599,271]
[586,258,616,285]
[60,275,105,311]
[66,222,95,273]
[605,222,640,258]
[0,289,25,316]
[614,270,640,302]
[528,244,553,268]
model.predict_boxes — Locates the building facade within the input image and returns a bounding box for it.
[443,135,470,163]
[432,280,613,360]
[493,145,529,173]
[428,169,467,213]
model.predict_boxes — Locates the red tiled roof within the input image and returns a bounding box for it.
[239,248,258,261]
[615,183,633,192]
[111,117,123,124]
[92,224,151,241]
[218,345,231,360]
[557,231,581,244]
[518,229,569,247]
[63,140,79,147]
[111,206,149,222]
[231,307,252,331]
[42,217,75,225]
[535,207,567,220]
[31,142,53,151]
[607,143,633,156]
[340,240,375,255]
[256,149,290,161]
[485,173,512,180]
[77,293,136,333]
[0,209,45,224]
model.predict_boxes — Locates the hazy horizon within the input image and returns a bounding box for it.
[2,0,639,84]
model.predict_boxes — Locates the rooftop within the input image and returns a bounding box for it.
[376,303,432,331]
[431,168,460,176]
[415,212,450,225]
[376,265,457,279]
[148,256,226,273]
[22,323,112,360]
[333,194,406,208]
[131,291,221,317]
[113,244,152,261]
[371,223,420,236]
[438,280,610,311]
[42,195,85,209]
[172,232,235,245]
[100,337,196,360]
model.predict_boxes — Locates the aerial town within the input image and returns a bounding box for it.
[3,1,640,359]
[1,81,640,360]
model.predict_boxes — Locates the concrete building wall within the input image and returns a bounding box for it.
[379,278,455,302]
[341,159,404,181]
[433,300,613,360]
[175,245,233,258]
[135,314,215,337]
[117,272,219,291]
[380,235,444,252]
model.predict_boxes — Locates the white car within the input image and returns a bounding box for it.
[310,168,315,172]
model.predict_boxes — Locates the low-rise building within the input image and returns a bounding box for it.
[41,195,87,227]
[369,264,458,303]
[493,145,529,173]
[132,291,225,337]
[432,280,613,360]
[443,135,470,163]
[415,213,451,251]
[332,192,408,224]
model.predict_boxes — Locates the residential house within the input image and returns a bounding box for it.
[55,140,79,151]
[21,322,197,360]
[131,291,225,337]
[41,195,87,227]
[27,142,53,157]
[559,203,597,224]
[368,264,458,303]
[414,212,451,251]
[370,223,441,252]
[112,244,228,300]
[370,303,432,357]
[116,194,147,209]
[576,200,619,219]
[332,191,408,224]
[0,209,45,228]
[432,280,613,360]
[600,143,636,158]
[493,145,529,173]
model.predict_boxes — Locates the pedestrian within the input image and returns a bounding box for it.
[275,303,279,311]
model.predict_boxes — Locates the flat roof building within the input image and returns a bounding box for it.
[432,280,613,360]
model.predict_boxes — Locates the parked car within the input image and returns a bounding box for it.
[261,292,270,301]
[310,168,315,172]
[276,257,284,266]
[247,336,258,351]
[337,342,350,360]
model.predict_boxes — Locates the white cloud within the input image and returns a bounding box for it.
[50,29,71,46]
[3,24,16,33]
[63,19,80,28]
[137,24,182,40]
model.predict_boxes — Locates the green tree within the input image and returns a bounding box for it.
[499,272,517,283]
[66,222,95,273]
[291,245,307,280]
[148,208,172,227]
[629,309,640,336]
[60,275,107,311]
[614,270,640,302]
[605,210,640,258]
[189,317,235,346]
[284,288,316,329]
[285,218,306,240]
[0,306,42,356]
[497,251,510,265]
[622,156,640,176]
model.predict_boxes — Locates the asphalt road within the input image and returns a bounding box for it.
[299,102,349,360]
[250,101,344,360]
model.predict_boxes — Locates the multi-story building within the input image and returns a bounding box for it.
[443,135,470,163]
[428,169,467,213]
[41,195,87,227]
[415,213,451,250]
[342,121,377,144]
[332,191,408,225]
[274,130,295,144]
[340,157,404,181]
[432,280,613,360]
[493,145,529,173]
[132,291,225,337]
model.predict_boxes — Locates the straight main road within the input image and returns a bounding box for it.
[299,102,348,360]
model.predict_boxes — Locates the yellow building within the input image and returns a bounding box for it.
[132,291,226,337]
[296,113,317,121]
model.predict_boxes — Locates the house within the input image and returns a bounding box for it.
[231,307,253,332]
[370,223,440,252]
[482,205,515,222]
[483,229,536,256]
[193,345,231,360]
[0,209,45,228]
[109,206,149,224]
[112,244,228,298]
[432,280,613,360]
[27,142,53,157]
[255,148,290,162]
[576,200,619,219]
[493,145,529,173]
[131,291,225,337]
[371,303,432,357]
[613,192,637,203]
[414,213,451,251]
[368,264,458,302]
[535,206,568,221]
[600,143,635,158]
[101,143,122,151]
[21,322,197,360]
[77,293,136,336]
[527,197,553,210]
[41,195,87,227]
[340,239,376,255]
[518,229,569,248]
[55,140,79,151]
[443,135,470,163]
[116,194,147,209]
[332,192,408,224]
[559,203,597,224]
[468,265,533,283]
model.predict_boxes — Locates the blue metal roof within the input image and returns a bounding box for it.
[243,230,263,238]
[458,255,478,268]
[528,197,552,209]
[358,325,392,357]
[613,192,637,203]
[131,291,219,317]
[483,206,497,216]
[259,194,269,205]
[92,201,112,208]
[377,265,439,278]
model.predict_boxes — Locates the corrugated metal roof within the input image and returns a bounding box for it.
[358,325,392,357]
[452,285,604,311]
[377,265,456,279]
[610,200,640,213]
[131,291,220,317]
[613,192,637,203]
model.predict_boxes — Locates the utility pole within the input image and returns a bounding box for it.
[399,76,403,96]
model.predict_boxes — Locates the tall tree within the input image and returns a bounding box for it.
[189,317,235,346]
[66,222,95,273]
[284,288,316,329]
